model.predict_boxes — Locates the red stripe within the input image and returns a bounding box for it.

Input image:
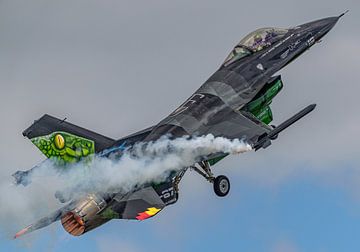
[136,212,151,220]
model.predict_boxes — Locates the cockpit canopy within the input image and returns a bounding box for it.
[223,27,289,66]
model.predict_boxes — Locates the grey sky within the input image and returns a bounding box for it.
[0,0,359,246]
[1,1,358,167]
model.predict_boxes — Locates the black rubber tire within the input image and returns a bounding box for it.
[213,175,230,197]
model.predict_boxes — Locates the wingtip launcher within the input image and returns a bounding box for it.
[253,104,316,151]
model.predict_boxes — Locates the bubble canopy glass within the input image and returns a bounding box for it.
[223,27,289,66]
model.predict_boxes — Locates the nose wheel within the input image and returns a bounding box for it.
[191,161,230,197]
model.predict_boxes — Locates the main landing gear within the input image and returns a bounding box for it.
[191,161,230,197]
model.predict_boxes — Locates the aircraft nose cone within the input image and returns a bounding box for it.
[299,16,340,41]
[304,16,339,32]
[315,17,339,40]
[316,16,339,32]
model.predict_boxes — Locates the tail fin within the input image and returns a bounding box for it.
[22,114,115,163]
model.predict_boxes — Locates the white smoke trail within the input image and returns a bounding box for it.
[29,134,252,196]
[0,134,252,237]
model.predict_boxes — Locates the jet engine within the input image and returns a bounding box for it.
[61,194,108,236]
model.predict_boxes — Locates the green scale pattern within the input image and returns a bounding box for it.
[31,132,95,164]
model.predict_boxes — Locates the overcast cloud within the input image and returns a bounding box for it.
[0,0,359,251]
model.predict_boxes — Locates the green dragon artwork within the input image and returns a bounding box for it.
[31,132,95,164]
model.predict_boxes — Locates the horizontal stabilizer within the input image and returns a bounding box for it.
[14,202,75,239]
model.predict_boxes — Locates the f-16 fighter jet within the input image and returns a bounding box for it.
[13,13,344,238]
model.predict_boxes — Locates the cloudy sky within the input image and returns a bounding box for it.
[0,0,359,251]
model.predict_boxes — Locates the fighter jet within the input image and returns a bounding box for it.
[13,13,344,238]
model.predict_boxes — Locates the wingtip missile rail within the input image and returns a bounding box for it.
[253,104,316,151]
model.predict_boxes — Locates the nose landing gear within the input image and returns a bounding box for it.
[191,161,230,197]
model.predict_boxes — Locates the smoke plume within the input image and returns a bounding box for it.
[29,134,252,196]
[0,134,251,237]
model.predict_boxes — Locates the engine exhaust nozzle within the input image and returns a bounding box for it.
[61,194,107,236]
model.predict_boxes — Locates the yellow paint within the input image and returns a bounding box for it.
[145,207,161,216]
[54,134,65,149]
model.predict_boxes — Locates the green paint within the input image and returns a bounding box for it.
[245,78,283,123]
[241,78,283,124]
[208,154,229,166]
[100,208,120,219]
[31,131,95,164]
[253,106,273,125]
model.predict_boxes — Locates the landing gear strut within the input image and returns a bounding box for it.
[191,161,230,197]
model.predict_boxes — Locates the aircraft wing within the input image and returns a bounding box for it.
[147,92,272,145]
[146,92,316,153]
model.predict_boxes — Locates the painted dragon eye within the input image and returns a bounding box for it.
[54,134,65,149]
